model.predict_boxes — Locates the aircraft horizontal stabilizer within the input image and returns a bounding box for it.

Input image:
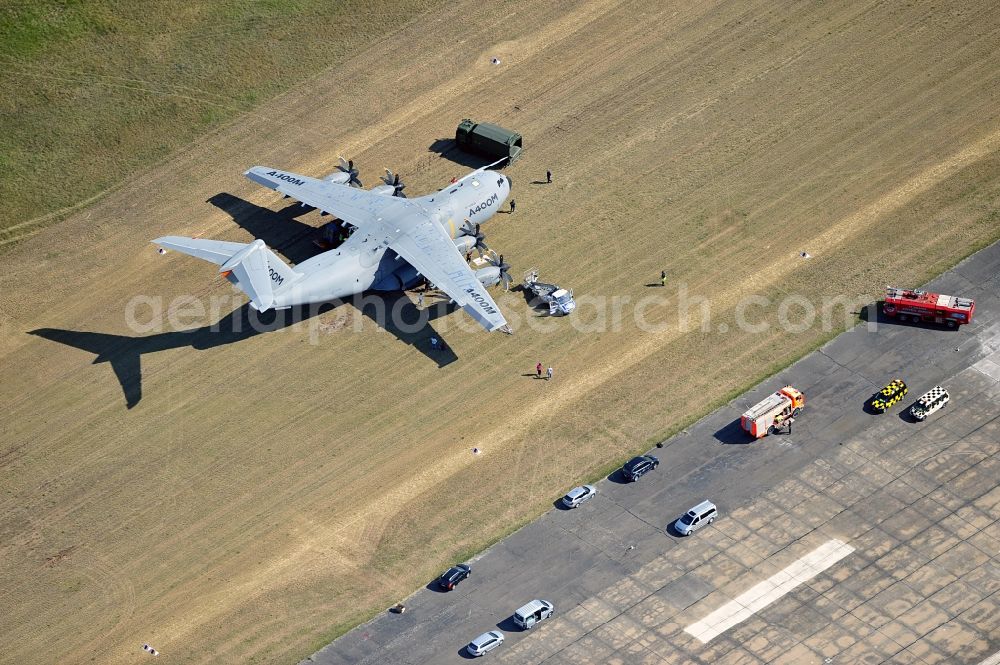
[153,236,300,312]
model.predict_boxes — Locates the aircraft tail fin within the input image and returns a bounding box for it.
[153,236,300,311]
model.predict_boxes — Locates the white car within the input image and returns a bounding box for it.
[561,485,597,508]
[466,630,504,657]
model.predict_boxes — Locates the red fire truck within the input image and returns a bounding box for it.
[883,287,974,328]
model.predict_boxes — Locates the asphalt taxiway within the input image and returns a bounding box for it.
[307,242,1000,664]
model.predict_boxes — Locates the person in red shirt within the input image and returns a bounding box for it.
[535,362,542,378]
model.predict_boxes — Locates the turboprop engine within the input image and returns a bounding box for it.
[474,254,512,289]
[369,169,407,197]
[453,235,476,255]
[475,266,501,287]
[458,221,489,257]
[321,156,363,187]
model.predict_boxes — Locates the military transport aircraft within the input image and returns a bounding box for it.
[154,159,514,333]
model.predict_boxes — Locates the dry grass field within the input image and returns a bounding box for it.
[2,0,999,663]
[0,0,441,243]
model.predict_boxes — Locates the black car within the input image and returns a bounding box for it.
[437,563,472,590]
[622,455,659,482]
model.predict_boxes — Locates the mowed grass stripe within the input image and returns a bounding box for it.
[0,0,445,240]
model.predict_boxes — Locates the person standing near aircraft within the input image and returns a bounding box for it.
[509,199,516,213]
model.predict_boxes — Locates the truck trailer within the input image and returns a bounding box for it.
[455,119,523,165]
[740,386,805,438]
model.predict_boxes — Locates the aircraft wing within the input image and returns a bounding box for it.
[245,166,402,230]
[245,166,508,332]
[388,217,508,332]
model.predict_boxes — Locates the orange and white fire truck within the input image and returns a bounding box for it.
[740,386,805,438]
[883,287,975,328]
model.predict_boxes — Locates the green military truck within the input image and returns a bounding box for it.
[455,119,522,165]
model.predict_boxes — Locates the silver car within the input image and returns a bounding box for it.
[561,484,597,508]
[466,630,504,657]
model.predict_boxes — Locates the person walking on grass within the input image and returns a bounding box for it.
[660,270,667,287]
[509,199,516,213]
[536,362,543,378]
[546,366,554,381]
[546,170,552,184]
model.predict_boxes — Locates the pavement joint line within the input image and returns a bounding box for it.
[551,505,667,562]
[975,647,1000,665]
[683,539,856,643]
[813,414,1000,558]
[817,348,880,390]
[843,594,937,665]
[603,494,677,537]
[534,540,709,665]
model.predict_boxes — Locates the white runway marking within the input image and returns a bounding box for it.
[977,650,1000,665]
[684,539,855,643]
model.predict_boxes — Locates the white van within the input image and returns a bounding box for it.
[909,386,949,421]
[513,599,554,630]
[674,500,718,536]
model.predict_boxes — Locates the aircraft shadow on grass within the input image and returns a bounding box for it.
[207,192,322,265]
[31,297,459,410]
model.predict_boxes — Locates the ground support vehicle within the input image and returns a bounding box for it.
[523,268,576,315]
[872,379,908,413]
[884,287,974,327]
[909,386,949,420]
[740,386,805,438]
[455,118,523,165]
